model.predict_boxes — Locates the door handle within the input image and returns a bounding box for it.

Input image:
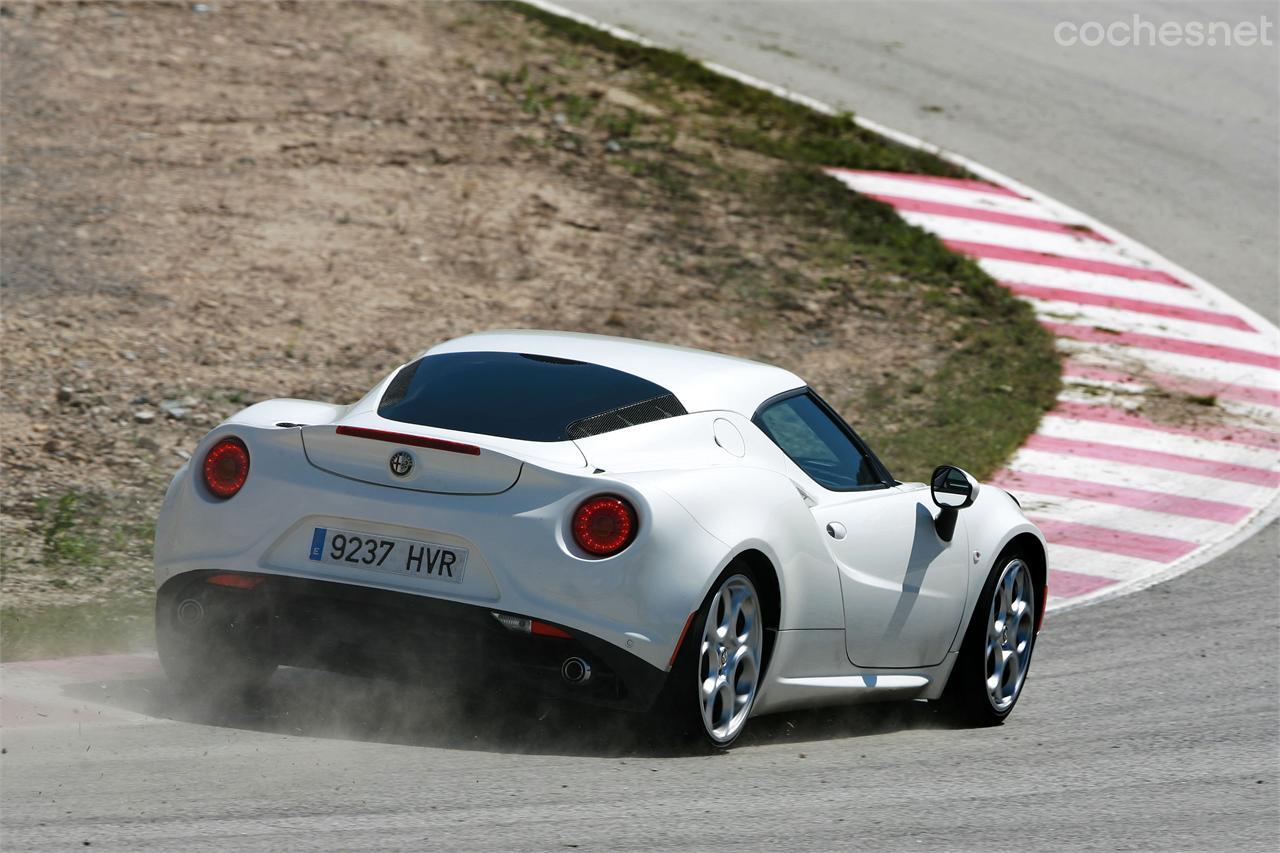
[826,522,847,540]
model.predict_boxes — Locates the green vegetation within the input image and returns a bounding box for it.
[1,489,156,660]
[29,490,154,579]
[38,491,102,566]
[507,2,1060,481]
[509,2,965,176]
[762,169,1059,478]
[1,596,154,661]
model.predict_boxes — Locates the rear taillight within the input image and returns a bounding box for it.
[203,437,249,499]
[572,495,636,557]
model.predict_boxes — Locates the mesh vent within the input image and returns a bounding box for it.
[566,394,687,440]
[380,360,421,408]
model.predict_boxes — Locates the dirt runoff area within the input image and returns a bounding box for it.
[0,1,1057,631]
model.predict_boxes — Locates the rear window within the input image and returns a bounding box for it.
[378,351,686,442]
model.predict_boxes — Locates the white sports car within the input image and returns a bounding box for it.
[155,330,1046,747]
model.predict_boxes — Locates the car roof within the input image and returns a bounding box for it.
[423,330,804,418]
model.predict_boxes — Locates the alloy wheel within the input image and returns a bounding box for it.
[985,557,1035,712]
[698,573,762,744]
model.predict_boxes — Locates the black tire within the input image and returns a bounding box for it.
[156,588,276,701]
[941,546,1039,726]
[657,564,767,750]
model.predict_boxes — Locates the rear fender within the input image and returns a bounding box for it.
[623,467,845,631]
[154,419,315,576]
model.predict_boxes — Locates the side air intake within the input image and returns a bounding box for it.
[566,394,687,440]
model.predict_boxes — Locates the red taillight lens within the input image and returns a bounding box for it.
[206,573,265,590]
[203,437,249,499]
[531,620,572,639]
[572,495,636,557]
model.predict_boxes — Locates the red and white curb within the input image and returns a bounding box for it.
[525,0,1279,612]
[828,168,1279,610]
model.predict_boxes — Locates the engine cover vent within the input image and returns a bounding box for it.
[566,394,687,440]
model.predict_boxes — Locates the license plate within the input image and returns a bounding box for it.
[308,526,468,584]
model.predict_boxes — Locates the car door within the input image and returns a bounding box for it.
[754,391,969,669]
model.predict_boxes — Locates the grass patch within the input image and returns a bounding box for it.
[25,489,155,582]
[508,1,965,176]
[36,490,104,567]
[0,595,154,662]
[759,169,1060,478]
[507,2,1060,481]
[618,155,697,200]
[5,492,157,660]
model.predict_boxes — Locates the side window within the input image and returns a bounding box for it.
[754,393,882,491]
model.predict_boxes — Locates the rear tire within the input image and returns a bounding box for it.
[941,548,1037,726]
[156,588,276,701]
[659,566,765,749]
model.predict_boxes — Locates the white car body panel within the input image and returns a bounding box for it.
[155,330,1047,717]
[814,483,971,669]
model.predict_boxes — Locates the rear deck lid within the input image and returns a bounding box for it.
[301,414,584,495]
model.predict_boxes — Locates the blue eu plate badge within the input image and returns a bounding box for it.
[309,527,328,561]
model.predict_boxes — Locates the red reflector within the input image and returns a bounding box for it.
[206,573,265,590]
[572,495,637,557]
[202,437,250,499]
[335,426,481,456]
[531,620,572,639]
[669,611,697,669]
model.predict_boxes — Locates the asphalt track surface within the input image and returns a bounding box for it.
[2,521,1275,851]
[3,3,1278,851]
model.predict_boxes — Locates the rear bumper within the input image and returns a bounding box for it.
[155,427,732,673]
[157,571,669,712]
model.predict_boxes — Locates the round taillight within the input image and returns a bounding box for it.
[203,437,249,500]
[572,495,636,557]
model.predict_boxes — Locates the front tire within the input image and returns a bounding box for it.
[663,568,765,749]
[942,549,1037,726]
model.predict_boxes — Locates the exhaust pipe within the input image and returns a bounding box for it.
[561,657,592,685]
[176,598,205,627]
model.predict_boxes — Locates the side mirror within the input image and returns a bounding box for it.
[931,465,979,542]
